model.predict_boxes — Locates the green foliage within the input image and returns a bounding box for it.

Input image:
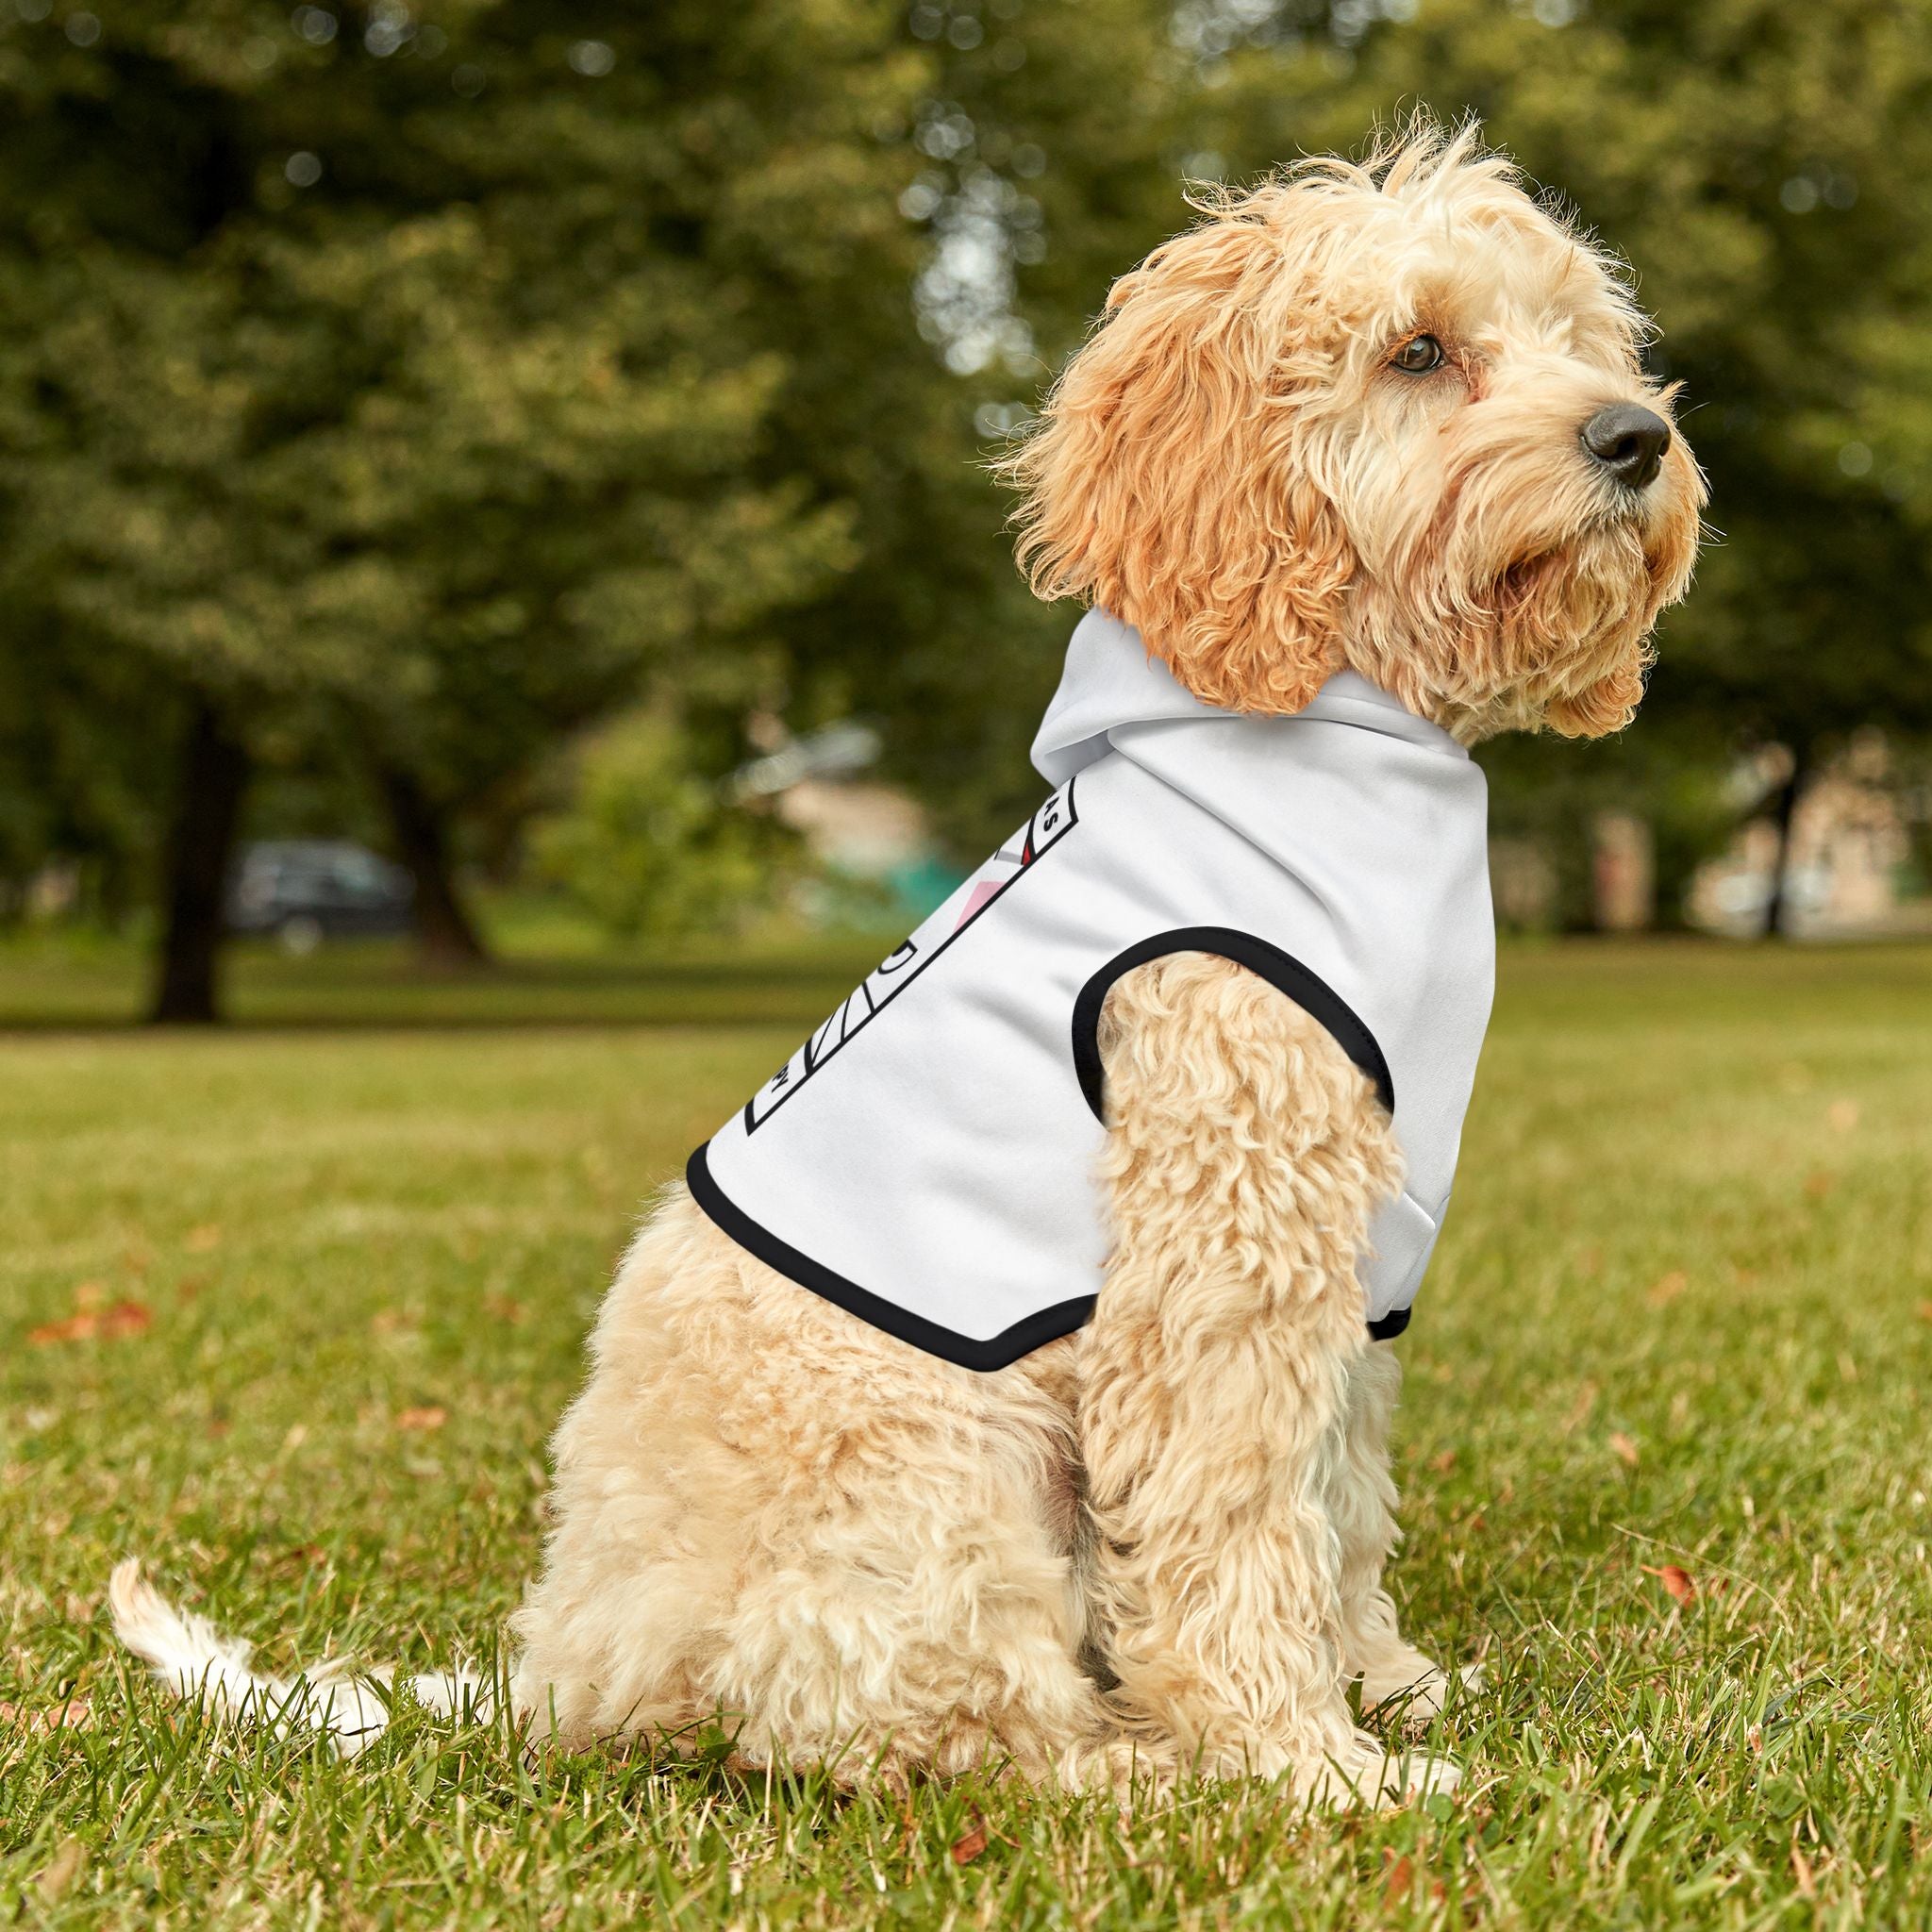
[5,0,1932,941]
[0,619,177,918]
[852,0,1932,858]
[771,0,1185,858]
[3,940,1931,1924]
[531,712,804,941]
[0,0,927,877]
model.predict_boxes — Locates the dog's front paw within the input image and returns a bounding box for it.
[1360,1657,1484,1729]
[1298,1731,1460,1809]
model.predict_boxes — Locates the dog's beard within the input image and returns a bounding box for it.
[1354,495,1695,741]
[1486,521,1659,736]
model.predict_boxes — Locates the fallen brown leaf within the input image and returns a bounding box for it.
[1790,1843,1816,1899]
[1609,1431,1641,1469]
[28,1300,150,1346]
[395,1406,447,1433]
[29,1313,96,1345]
[1383,1853,1414,1904]
[483,1295,526,1325]
[0,1694,92,1736]
[950,1815,989,1866]
[37,1838,86,1903]
[1917,1301,1932,1324]
[1643,1563,1695,1606]
[1429,1448,1457,1474]
[1647,1270,1689,1307]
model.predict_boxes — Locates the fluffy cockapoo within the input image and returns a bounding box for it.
[114,124,1702,1805]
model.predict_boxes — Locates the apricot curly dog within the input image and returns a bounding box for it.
[114,122,1703,1806]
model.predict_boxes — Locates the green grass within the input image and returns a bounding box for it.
[3,937,1930,1927]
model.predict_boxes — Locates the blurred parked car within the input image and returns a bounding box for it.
[226,841,414,953]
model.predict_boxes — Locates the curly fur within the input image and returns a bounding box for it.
[506,956,1451,1803]
[113,119,1699,1808]
[1000,122,1703,740]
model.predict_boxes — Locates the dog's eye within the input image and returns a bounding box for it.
[1391,334,1444,375]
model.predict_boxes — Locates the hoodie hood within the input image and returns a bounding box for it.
[1030,608,1467,787]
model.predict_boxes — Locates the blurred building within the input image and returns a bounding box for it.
[1688,741,1922,937]
[1490,733,1928,937]
[730,722,959,922]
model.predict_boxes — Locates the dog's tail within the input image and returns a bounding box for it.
[108,1558,492,1758]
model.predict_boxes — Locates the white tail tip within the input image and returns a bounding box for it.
[108,1558,491,1757]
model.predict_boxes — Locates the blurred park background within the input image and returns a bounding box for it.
[8,10,1932,1922]
[4,0,1932,1024]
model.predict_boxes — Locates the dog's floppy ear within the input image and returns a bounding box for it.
[1001,197,1354,714]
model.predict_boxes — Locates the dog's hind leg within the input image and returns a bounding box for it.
[1075,955,1457,1806]
[510,1192,1117,1788]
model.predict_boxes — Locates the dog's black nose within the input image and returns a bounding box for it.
[1580,404,1672,491]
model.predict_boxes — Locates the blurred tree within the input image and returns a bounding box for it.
[0,612,176,926]
[0,0,923,1013]
[8,0,1932,982]
[1479,721,1739,930]
[833,0,1188,853]
[530,709,805,941]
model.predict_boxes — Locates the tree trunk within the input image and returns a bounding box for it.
[149,701,250,1024]
[1760,741,1811,941]
[377,764,490,968]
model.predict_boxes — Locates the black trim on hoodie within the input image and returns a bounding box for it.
[1069,926,1396,1120]
[686,1142,1098,1373]
[685,932,1409,1370]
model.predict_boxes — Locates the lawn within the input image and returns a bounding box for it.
[3,937,1930,1928]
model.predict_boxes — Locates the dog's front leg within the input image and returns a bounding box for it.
[1328,1344,1471,1723]
[1076,954,1455,1805]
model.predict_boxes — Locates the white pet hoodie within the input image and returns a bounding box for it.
[690,610,1495,1371]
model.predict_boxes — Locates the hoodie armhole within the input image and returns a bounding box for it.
[1070,927,1395,1123]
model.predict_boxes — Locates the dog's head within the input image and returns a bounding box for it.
[1004,122,1705,740]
